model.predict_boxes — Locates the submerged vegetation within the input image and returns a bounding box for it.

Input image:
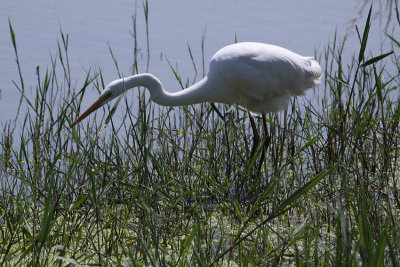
[1,5,400,266]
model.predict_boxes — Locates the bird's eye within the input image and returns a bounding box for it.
[101,91,113,100]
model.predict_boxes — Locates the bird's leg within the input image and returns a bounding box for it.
[257,114,271,171]
[248,111,260,156]
[262,114,271,150]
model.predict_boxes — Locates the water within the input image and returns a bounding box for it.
[0,0,397,124]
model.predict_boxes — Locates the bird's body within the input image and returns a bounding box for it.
[73,42,321,127]
[211,43,321,112]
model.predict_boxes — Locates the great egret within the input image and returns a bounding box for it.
[72,42,321,153]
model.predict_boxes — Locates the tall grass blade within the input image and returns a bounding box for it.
[8,18,17,50]
[361,51,394,67]
[358,4,373,63]
[385,33,400,47]
[274,163,337,214]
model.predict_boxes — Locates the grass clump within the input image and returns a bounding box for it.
[1,7,400,266]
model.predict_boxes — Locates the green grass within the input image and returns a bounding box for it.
[1,6,400,266]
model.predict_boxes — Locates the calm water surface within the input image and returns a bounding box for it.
[0,0,396,124]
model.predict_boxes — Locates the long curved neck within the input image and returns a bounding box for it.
[120,73,216,106]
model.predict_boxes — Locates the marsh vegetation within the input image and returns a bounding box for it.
[1,4,400,266]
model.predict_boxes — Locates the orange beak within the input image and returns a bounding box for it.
[72,97,106,126]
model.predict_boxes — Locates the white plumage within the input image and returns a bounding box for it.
[72,42,321,126]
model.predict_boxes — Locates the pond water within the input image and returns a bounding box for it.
[0,0,397,125]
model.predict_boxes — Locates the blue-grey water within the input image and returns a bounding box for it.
[0,0,397,125]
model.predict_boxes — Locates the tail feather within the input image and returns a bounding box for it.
[306,57,322,83]
[290,57,322,96]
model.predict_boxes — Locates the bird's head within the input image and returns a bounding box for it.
[72,75,157,126]
[71,84,118,127]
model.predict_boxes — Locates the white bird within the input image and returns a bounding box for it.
[72,42,321,154]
